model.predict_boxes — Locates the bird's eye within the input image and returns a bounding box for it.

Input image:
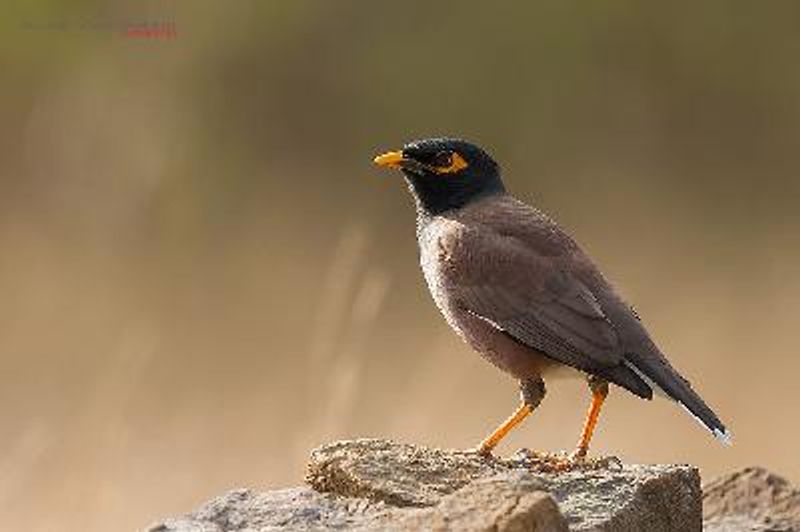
[432,151,453,168]
[428,150,469,175]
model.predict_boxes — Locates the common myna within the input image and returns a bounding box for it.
[374,137,730,461]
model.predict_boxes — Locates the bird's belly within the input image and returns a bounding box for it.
[450,304,556,380]
[418,220,557,381]
[422,266,554,381]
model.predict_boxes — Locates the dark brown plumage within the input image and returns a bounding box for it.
[374,137,730,457]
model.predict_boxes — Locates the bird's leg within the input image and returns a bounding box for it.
[571,375,609,460]
[477,378,545,456]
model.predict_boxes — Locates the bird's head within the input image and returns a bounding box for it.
[373,138,505,216]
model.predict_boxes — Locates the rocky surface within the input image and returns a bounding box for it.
[148,478,566,532]
[305,439,701,531]
[149,440,800,531]
[150,438,705,531]
[703,467,800,531]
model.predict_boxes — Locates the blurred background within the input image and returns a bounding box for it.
[2,1,800,530]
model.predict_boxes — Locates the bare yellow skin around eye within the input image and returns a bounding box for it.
[433,152,469,174]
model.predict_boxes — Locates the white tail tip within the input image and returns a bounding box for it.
[713,428,733,446]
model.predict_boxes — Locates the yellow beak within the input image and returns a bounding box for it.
[373,150,405,169]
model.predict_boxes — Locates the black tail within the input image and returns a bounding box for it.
[625,349,731,445]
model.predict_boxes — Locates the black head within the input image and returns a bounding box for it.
[374,138,505,216]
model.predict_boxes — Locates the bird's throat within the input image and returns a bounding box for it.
[404,174,505,218]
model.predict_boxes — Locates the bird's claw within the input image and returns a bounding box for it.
[511,448,621,473]
[461,442,494,458]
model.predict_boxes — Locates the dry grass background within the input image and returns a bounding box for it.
[2,2,800,530]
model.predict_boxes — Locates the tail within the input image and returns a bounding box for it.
[625,349,732,446]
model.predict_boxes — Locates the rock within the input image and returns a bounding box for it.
[148,487,389,532]
[305,439,499,507]
[307,439,701,531]
[703,467,800,531]
[149,438,703,532]
[148,476,565,532]
[394,473,567,531]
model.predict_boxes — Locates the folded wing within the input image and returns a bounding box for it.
[451,225,652,398]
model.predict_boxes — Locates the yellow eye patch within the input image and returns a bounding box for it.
[431,152,469,174]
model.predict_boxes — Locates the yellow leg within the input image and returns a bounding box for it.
[477,403,533,455]
[572,379,609,459]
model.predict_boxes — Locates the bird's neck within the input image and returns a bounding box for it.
[406,175,506,219]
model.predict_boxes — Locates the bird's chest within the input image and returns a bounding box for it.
[416,219,547,379]
[417,219,472,328]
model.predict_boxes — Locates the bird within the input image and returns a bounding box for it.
[373,137,730,462]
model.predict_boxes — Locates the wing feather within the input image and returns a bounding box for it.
[450,225,623,373]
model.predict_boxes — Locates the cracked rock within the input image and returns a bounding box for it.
[149,438,704,531]
[703,467,800,531]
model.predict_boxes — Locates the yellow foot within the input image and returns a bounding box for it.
[471,444,501,458]
[472,442,489,456]
[512,448,622,473]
